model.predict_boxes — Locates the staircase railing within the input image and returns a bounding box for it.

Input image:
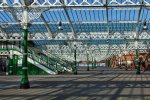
[1,45,73,73]
[30,50,73,72]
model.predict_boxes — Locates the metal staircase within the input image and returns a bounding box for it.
[0,46,73,74]
[29,50,73,73]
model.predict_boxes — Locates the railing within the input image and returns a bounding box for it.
[30,50,73,73]
[0,45,73,73]
[21,47,73,73]
[28,51,65,73]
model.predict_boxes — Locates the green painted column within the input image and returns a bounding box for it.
[20,29,30,89]
[92,58,94,69]
[94,59,96,68]
[47,56,49,67]
[135,49,140,74]
[14,55,19,75]
[56,62,58,73]
[109,59,111,67]
[6,57,9,75]
[87,53,89,71]
[73,48,77,74]
[13,55,17,75]
[118,57,122,68]
[123,54,128,70]
[9,57,13,75]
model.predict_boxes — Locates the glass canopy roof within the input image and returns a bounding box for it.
[0,0,150,61]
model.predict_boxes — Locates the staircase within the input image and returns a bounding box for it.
[29,50,73,73]
[0,46,73,75]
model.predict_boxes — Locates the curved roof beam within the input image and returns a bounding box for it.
[136,0,144,39]
[41,14,53,37]
[60,1,76,39]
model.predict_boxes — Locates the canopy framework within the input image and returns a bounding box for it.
[0,0,150,61]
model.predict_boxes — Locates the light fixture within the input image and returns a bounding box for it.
[58,21,63,30]
[134,41,138,49]
[24,0,34,6]
[0,36,3,39]
[118,54,121,57]
[143,20,148,30]
[124,51,128,55]
[106,40,109,43]
[73,41,77,47]
[60,0,64,4]
[64,41,68,46]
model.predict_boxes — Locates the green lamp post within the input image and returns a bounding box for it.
[94,59,96,68]
[73,42,77,74]
[135,41,140,74]
[20,26,30,89]
[87,51,90,71]
[20,0,33,89]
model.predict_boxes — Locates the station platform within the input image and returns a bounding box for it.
[0,67,150,100]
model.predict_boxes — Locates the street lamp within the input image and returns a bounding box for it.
[73,42,77,74]
[118,53,122,67]
[58,21,63,30]
[143,20,148,30]
[134,41,140,74]
[24,0,34,6]
[124,50,128,70]
[87,51,90,71]
[20,0,33,89]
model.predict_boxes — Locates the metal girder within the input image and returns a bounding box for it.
[0,21,148,25]
[48,45,149,52]
[48,49,148,61]
[40,15,53,37]
[61,2,76,39]
[19,0,25,5]
[0,26,8,38]
[104,0,109,30]
[0,32,149,43]
[32,32,149,40]
[136,0,144,39]
[1,0,150,8]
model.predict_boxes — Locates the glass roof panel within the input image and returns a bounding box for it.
[28,24,48,33]
[0,11,16,22]
[0,0,149,50]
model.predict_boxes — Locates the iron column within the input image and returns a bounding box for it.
[87,52,89,71]
[20,9,30,89]
[74,44,77,74]
[136,49,140,74]
[135,41,140,74]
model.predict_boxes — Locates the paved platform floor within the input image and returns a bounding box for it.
[0,67,150,100]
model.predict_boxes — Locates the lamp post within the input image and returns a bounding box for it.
[143,20,148,30]
[135,41,140,74]
[118,53,122,68]
[124,50,128,70]
[20,0,33,89]
[73,42,77,74]
[94,58,96,68]
[87,51,90,71]
[92,57,94,69]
